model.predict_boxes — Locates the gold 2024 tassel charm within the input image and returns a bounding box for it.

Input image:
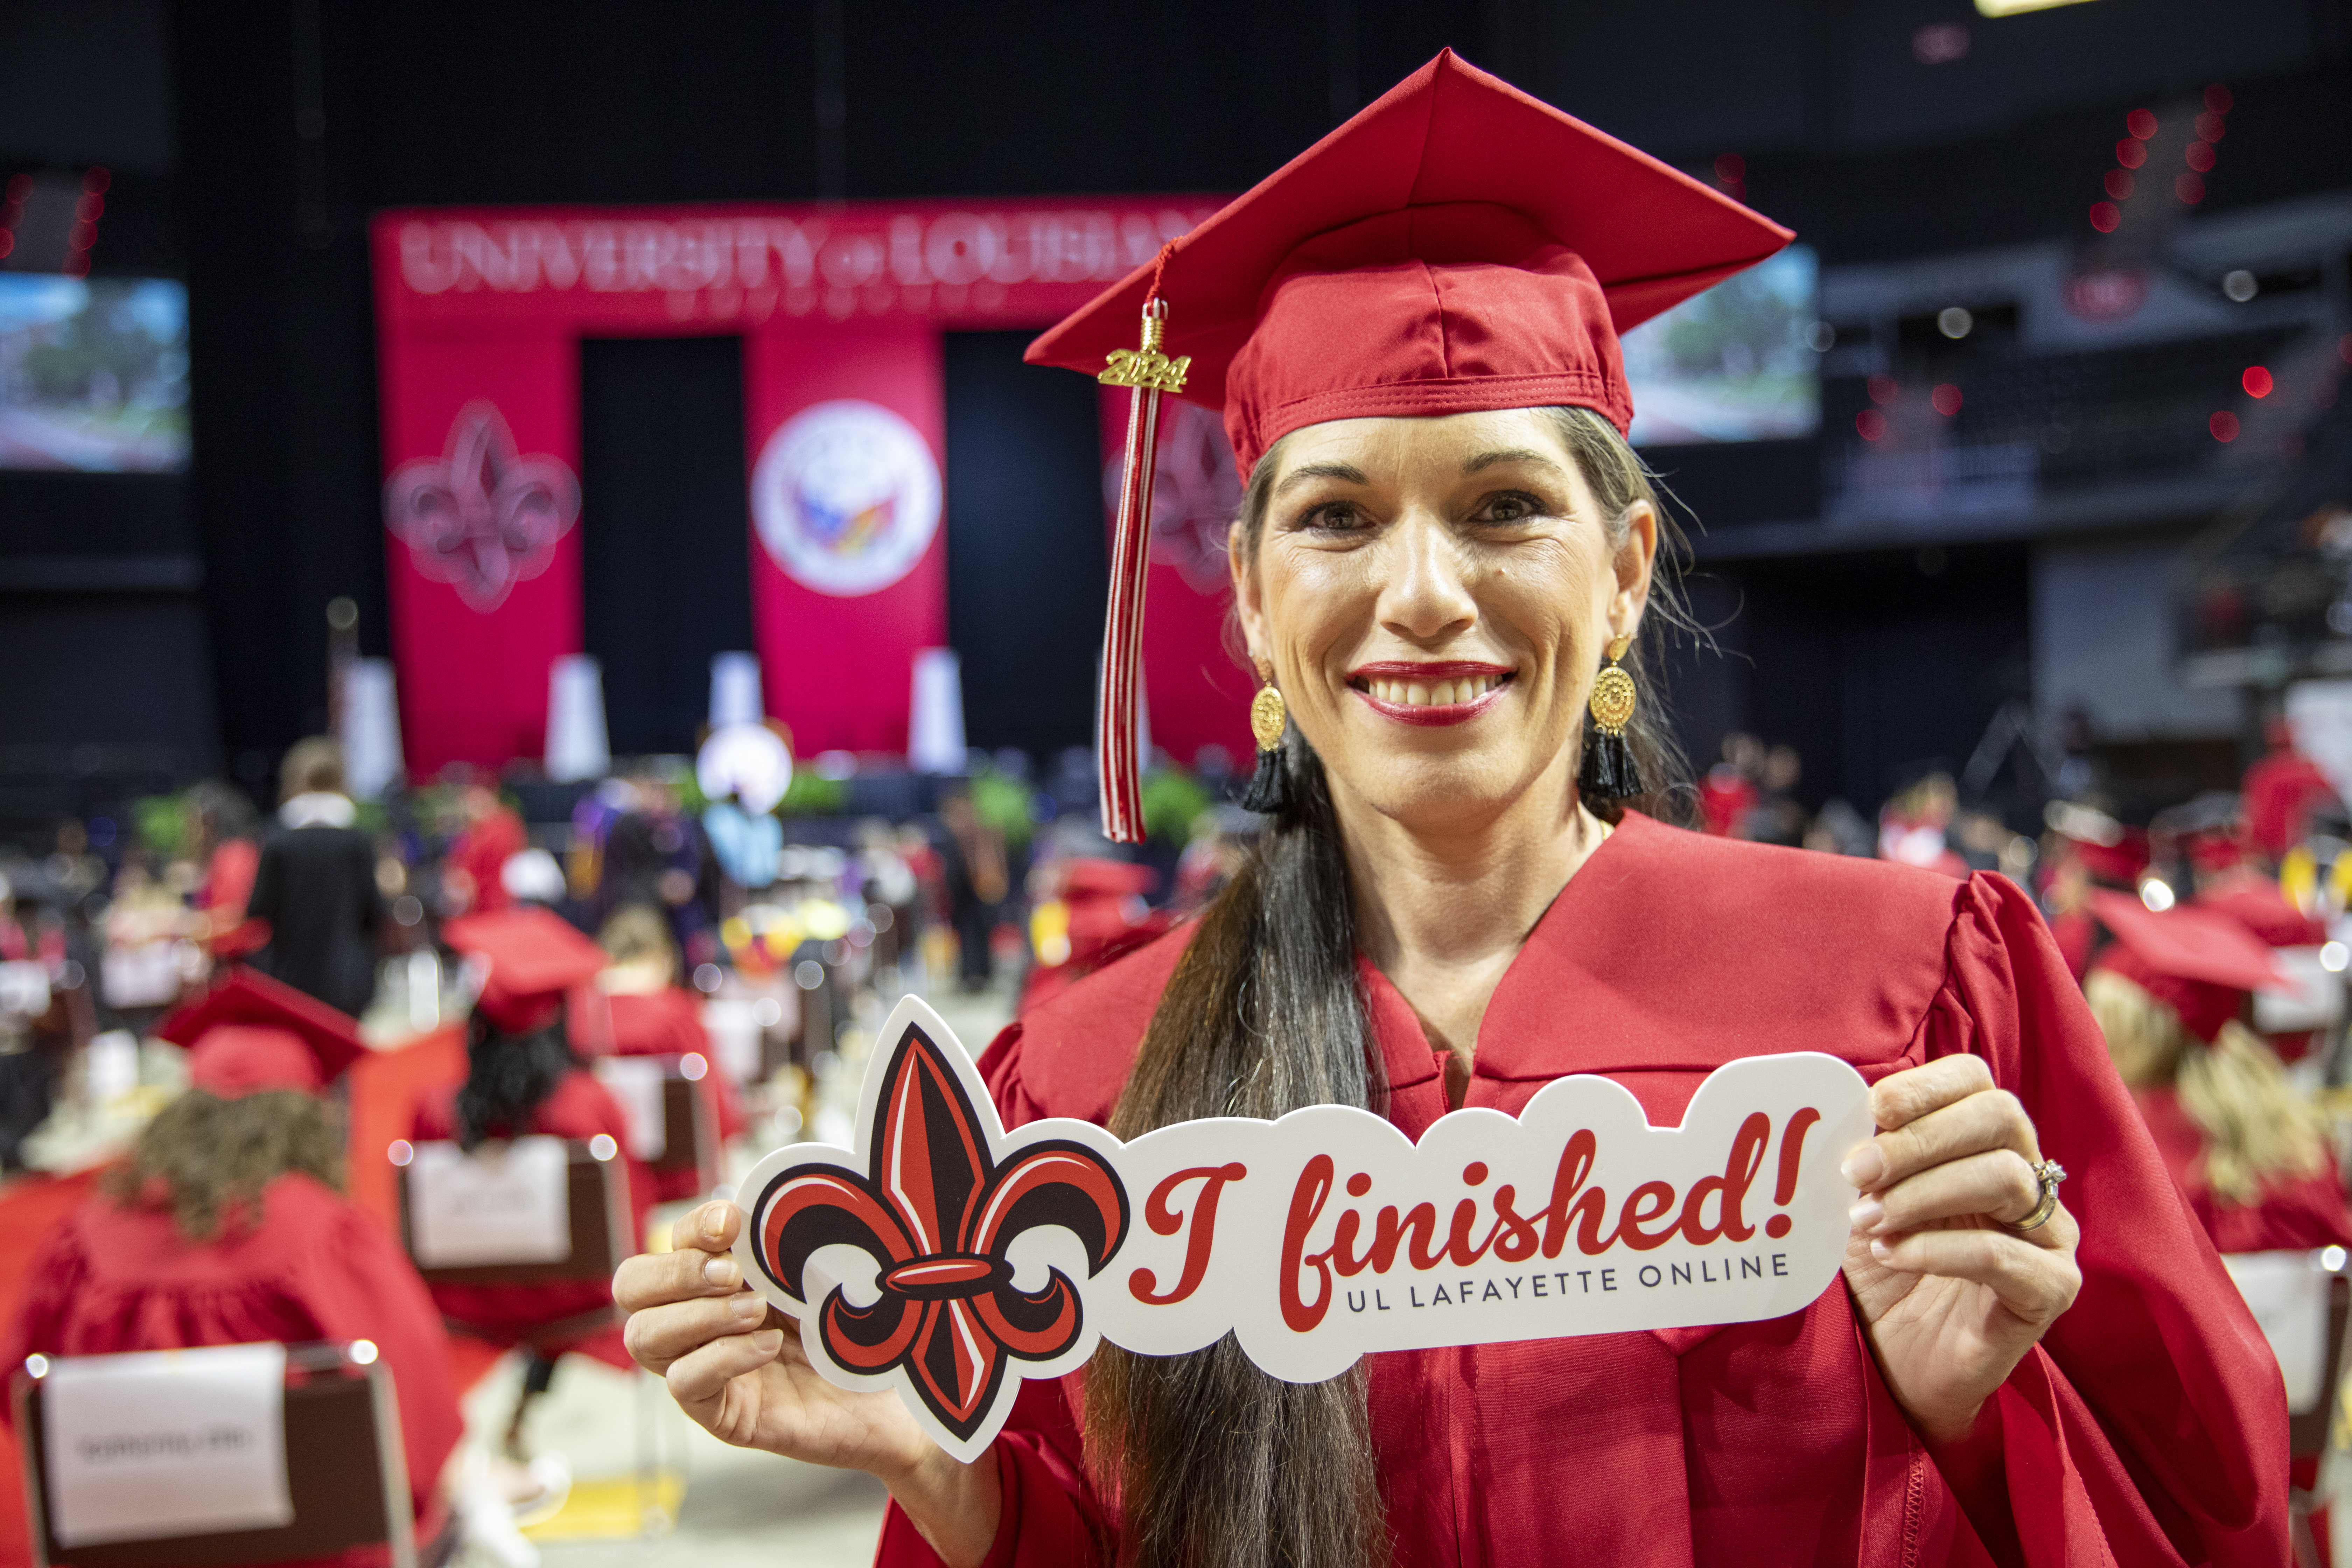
[1093,287,1191,843]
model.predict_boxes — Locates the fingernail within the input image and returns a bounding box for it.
[1848,1197,1883,1233]
[703,1257,738,1289]
[1869,1237,1894,1263]
[702,1209,728,1244]
[750,1328,783,1355]
[1841,1144,1886,1189]
[731,1292,765,1320]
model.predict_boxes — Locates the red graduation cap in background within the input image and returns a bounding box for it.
[1027,49,1791,841]
[2089,889,2283,1043]
[443,905,606,1034]
[156,965,368,1096]
[2197,881,2329,950]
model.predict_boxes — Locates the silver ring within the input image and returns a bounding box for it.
[2009,1158,2066,1233]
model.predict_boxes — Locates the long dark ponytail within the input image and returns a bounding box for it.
[453,1013,579,1151]
[1086,407,1688,1567]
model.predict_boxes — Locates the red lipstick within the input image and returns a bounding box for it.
[1346,662,1514,727]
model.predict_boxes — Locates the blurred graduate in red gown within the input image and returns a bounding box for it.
[410,906,650,1455]
[3,968,464,1560]
[2085,890,2352,1254]
[594,903,745,1200]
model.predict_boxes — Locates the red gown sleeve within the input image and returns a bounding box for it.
[303,1197,467,1518]
[1931,873,2289,1566]
[871,1021,1111,1568]
[2203,1164,2352,1254]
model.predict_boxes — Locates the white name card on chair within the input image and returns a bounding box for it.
[2223,1250,2331,1413]
[0,961,49,1017]
[593,1057,667,1161]
[408,1136,572,1267]
[43,1341,294,1547]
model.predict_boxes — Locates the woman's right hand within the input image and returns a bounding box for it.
[615,1200,1002,1565]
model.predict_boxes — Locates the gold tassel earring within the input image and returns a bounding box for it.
[1238,658,1291,814]
[1577,634,1644,802]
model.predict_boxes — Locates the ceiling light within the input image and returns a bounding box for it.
[1937,307,1973,339]
[1974,0,2100,14]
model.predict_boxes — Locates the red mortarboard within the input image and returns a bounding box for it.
[443,906,606,1034]
[155,965,366,1089]
[1028,49,1790,473]
[1026,50,1791,842]
[2198,882,2329,949]
[186,1026,325,1098]
[2089,889,2282,1042]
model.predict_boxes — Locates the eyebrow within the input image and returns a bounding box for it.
[1463,448,1568,475]
[1273,461,1371,498]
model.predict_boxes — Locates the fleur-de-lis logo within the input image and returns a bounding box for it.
[384,401,580,613]
[744,1011,1127,1451]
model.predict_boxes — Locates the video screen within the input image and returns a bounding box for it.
[1623,245,1818,446]
[0,274,190,472]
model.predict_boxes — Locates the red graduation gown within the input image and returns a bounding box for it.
[1,1174,463,1559]
[875,812,2287,1567]
[408,1068,650,1369]
[2132,1084,2352,1255]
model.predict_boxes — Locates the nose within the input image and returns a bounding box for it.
[1375,510,1478,645]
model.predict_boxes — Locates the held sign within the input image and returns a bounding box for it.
[734,996,1872,1463]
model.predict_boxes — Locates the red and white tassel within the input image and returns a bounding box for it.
[1094,259,1189,844]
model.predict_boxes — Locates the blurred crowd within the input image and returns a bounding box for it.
[5,716,2352,1559]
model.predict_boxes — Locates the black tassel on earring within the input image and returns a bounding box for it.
[1577,635,1646,803]
[1237,671,1292,814]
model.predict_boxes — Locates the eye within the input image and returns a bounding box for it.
[1294,500,1370,532]
[1473,491,1547,525]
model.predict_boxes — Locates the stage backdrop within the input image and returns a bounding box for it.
[370,199,1217,774]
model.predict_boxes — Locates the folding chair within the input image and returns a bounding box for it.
[656,1057,721,1198]
[591,1054,722,1206]
[2224,1248,2351,1568]
[395,1135,631,1313]
[14,1340,416,1568]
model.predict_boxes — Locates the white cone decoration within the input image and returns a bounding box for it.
[545,654,612,783]
[710,651,765,730]
[340,657,406,802]
[908,648,967,774]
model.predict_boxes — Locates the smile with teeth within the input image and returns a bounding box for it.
[1357,673,1511,707]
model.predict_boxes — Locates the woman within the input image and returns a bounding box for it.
[598,902,746,1200]
[5,985,463,1562]
[185,778,263,954]
[614,52,2280,1568]
[2085,889,2352,1254]
[411,905,650,1456]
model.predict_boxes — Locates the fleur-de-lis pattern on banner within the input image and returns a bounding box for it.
[745,1017,1128,1448]
[384,401,580,613]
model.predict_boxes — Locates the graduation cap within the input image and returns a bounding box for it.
[2089,889,2282,1043]
[443,905,606,1034]
[156,965,367,1094]
[2198,881,2328,949]
[2043,801,2148,887]
[1026,49,1791,841]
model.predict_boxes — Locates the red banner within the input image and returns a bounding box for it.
[1098,390,1254,772]
[743,324,945,754]
[370,198,1219,774]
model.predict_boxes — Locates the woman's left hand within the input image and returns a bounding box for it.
[1840,1054,2081,1445]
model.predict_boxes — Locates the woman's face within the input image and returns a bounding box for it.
[1232,409,1656,833]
